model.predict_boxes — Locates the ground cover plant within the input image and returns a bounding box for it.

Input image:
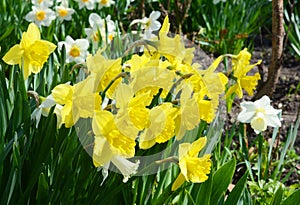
[0,0,299,204]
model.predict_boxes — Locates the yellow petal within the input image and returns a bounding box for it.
[93,137,113,167]
[189,137,207,157]
[21,23,41,49]
[52,84,74,105]
[114,83,134,109]
[39,39,56,53]
[171,173,186,191]
[2,44,23,65]
[22,57,32,80]
[160,16,170,34]
[92,110,114,136]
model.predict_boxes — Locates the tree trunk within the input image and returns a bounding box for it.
[253,0,284,100]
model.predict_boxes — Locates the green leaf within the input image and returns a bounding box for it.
[36,172,49,204]
[270,185,283,205]
[195,171,213,205]
[210,158,236,205]
[281,189,300,205]
[224,171,248,205]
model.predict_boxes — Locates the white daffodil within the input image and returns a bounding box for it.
[55,0,75,22]
[58,35,89,63]
[31,95,56,128]
[237,95,282,134]
[54,104,63,129]
[130,11,161,39]
[85,13,116,49]
[25,5,56,27]
[98,156,139,185]
[97,0,115,9]
[76,0,95,10]
[31,0,53,7]
[213,0,226,4]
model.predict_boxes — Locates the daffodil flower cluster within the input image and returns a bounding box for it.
[2,14,263,188]
[25,0,75,26]
[25,0,115,27]
[47,16,228,184]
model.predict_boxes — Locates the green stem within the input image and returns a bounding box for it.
[257,133,263,181]
[100,72,129,100]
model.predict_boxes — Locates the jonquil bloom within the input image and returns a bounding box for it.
[58,35,89,63]
[2,23,56,79]
[25,5,56,27]
[237,95,282,134]
[172,137,211,191]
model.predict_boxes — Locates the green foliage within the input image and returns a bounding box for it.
[187,0,272,54]
[284,0,300,59]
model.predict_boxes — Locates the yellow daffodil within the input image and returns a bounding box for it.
[51,78,102,128]
[92,108,139,185]
[52,83,74,128]
[93,116,139,184]
[114,83,152,131]
[172,137,211,191]
[175,83,201,140]
[92,110,136,163]
[130,65,176,97]
[86,49,122,98]
[156,16,194,63]
[2,23,56,79]
[139,103,178,149]
[226,48,261,98]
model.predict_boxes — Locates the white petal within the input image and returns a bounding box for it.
[149,11,161,20]
[129,19,144,26]
[237,110,256,123]
[265,105,281,115]
[65,35,75,45]
[265,114,281,128]
[31,108,42,128]
[89,13,102,27]
[99,162,110,186]
[40,95,56,108]
[25,12,35,22]
[76,39,89,50]
[254,95,271,107]
[111,156,140,183]
[150,21,161,31]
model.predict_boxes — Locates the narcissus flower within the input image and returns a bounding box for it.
[51,79,102,128]
[31,94,56,128]
[86,49,122,98]
[85,13,116,48]
[31,0,53,7]
[76,0,95,10]
[97,0,115,9]
[58,35,89,63]
[172,137,211,191]
[130,11,161,39]
[25,5,56,27]
[2,23,56,79]
[237,95,282,134]
[139,103,178,149]
[226,48,261,98]
[55,0,75,22]
[175,83,201,140]
[92,110,139,183]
